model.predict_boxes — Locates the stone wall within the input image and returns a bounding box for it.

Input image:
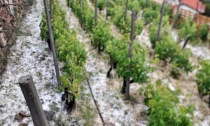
[0,0,30,74]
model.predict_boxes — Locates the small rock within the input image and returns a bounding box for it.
[14,112,31,122]
[18,123,28,126]
[203,95,209,104]
[14,115,23,122]
[40,56,46,61]
[71,120,80,126]
[44,110,55,121]
[78,119,86,125]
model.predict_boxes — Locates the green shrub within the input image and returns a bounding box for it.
[98,0,106,10]
[155,36,178,62]
[144,82,194,126]
[128,0,141,13]
[92,22,111,52]
[173,49,193,72]
[40,0,86,96]
[196,60,210,95]
[155,35,192,73]
[198,24,209,41]
[116,41,149,83]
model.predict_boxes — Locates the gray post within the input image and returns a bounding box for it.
[196,1,199,22]
[106,0,108,20]
[95,0,98,26]
[50,0,53,19]
[80,0,83,28]
[43,0,61,86]
[143,0,148,10]
[156,0,165,43]
[172,0,180,28]
[124,0,128,22]
[19,75,48,126]
[126,11,136,100]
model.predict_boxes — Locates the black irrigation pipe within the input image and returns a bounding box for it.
[85,77,105,126]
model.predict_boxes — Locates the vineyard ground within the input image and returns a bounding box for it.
[0,0,210,125]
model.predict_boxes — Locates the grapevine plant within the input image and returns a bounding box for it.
[143,81,194,126]
[70,0,95,33]
[155,35,193,77]
[144,3,192,76]
[196,60,210,107]
[93,0,144,35]
[178,19,197,50]
[70,0,150,94]
[92,22,111,53]
[40,0,86,100]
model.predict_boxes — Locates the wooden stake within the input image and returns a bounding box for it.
[19,75,48,126]
[43,0,61,86]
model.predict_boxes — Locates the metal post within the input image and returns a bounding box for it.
[50,0,53,19]
[106,0,108,20]
[43,0,61,86]
[95,0,98,26]
[126,11,136,100]
[156,0,165,43]
[172,0,180,28]
[124,0,128,22]
[19,75,48,126]
[196,1,199,22]
[80,0,83,28]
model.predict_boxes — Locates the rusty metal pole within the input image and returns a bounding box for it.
[43,0,61,86]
